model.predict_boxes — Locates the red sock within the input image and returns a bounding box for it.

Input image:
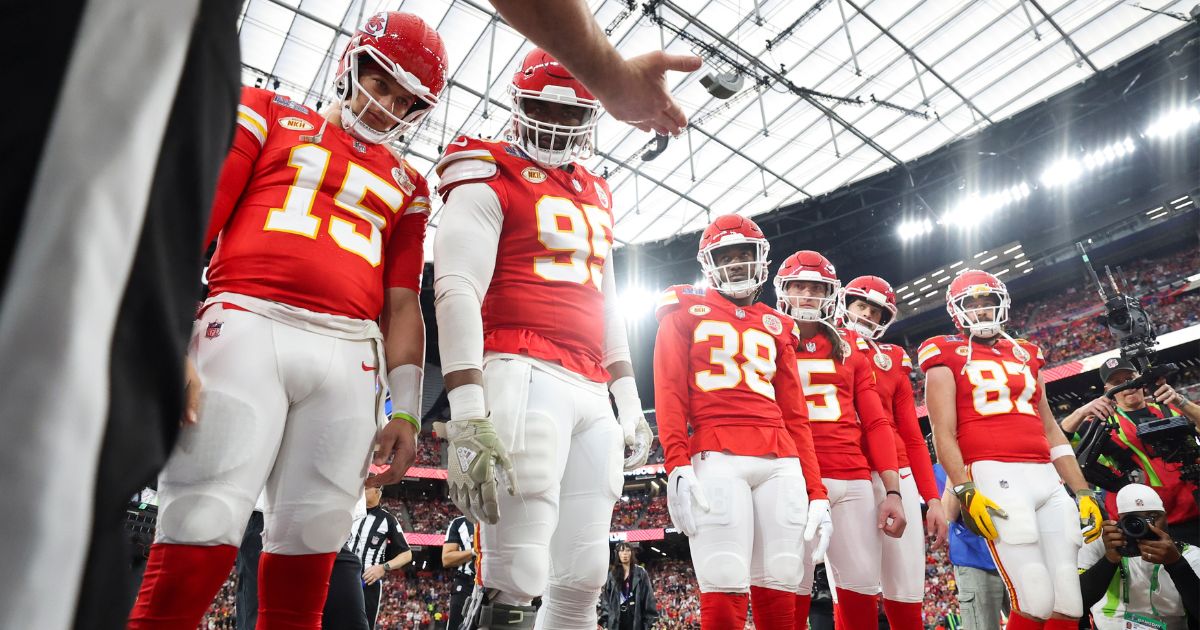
[1043,618,1078,630]
[749,586,795,630]
[126,543,238,629]
[833,588,880,630]
[700,592,749,630]
[881,599,923,630]
[257,552,337,630]
[1007,612,1047,630]
[794,593,812,630]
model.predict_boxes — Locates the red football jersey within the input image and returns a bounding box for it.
[794,328,897,480]
[918,334,1050,464]
[205,87,430,320]
[435,136,614,382]
[865,343,940,501]
[653,285,826,500]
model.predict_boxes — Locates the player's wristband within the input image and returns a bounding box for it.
[387,365,423,425]
[447,384,487,422]
[390,411,421,433]
[886,490,902,499]
[1049,444,1075,461]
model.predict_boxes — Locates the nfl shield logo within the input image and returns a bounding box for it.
[805,342,816,353]
[206,321,223,339]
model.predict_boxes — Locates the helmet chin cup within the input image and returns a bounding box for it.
[790,306,823,322]
[849,319,877,338]
[968,322,1001,338]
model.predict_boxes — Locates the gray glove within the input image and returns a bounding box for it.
[436,418,517,524]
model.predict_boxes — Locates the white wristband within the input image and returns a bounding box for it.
[1049,444,1075,461]
[447,384,487,422]
[387,364,424,422]
[610,376,642,418]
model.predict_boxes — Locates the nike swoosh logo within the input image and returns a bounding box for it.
[361,362,377,372]
[450,137,469,147]
[900,473,912,479]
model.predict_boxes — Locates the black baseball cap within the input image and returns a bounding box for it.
[1099,357,1138,384]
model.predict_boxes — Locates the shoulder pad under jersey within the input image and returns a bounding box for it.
[435,136,504,198]
[655,284,708,322]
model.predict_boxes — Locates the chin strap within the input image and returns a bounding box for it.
[960,327,1026,374]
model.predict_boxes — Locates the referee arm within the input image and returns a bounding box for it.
[442,543,473,568]
[382,514,411,571]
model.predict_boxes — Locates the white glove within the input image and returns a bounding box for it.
[611,376,653,470]
[804,499,833,562]
[666,465,710,537]
[435,417,516,525]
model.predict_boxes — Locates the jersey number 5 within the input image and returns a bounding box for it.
[693,321,777,399]
[533,196,612,288]
[794,359,842,422]
[263,144,407,267]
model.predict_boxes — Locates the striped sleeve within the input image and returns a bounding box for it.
[236,103,268,146]
[654,286,681,321]
[917,339,945,371]
[899,348,913,371]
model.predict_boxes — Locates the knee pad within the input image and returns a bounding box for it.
[536,583,600,630]
[1012,564,1054,620]
[156,492,247,546]
[1051,566,1084,618]
[696,550,750,592]
[758,480,807,589]
[494,544,551,602]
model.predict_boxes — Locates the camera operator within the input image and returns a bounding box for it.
[1061,358,1200,545]
[1077,484,1199,630]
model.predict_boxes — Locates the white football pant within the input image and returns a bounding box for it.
[686,452,809,593]
[799,478,882,596]
[476,357,622,630]
[872,468,925,602]
[968,460,1083,620]
[155,304,378,555]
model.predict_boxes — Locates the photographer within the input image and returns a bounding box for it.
[1077,484,1199,630]
[1062,358,1200,545]
[598,543,657,630]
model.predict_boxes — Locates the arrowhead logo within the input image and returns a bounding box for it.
[456,447,478,473]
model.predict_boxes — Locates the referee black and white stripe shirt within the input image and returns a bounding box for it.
[349,504,409,574]
[445,516,476,579]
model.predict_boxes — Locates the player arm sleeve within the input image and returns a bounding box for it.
[384,195,431,292]
[601,256,631,367]
[203,99,267,249]
[776,340,828,500]
[432,182,503,374]
[855,357,899,473]
[653,310,692,474]
[893,370,940,501]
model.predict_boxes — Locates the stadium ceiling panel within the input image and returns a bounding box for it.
[237,0,1192,256]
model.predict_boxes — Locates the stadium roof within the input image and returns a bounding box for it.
[237,0,1195,256]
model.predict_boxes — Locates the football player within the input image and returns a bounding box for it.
[127,12,444,629]
[653,215,829,630]
[431,49,652,630]
[775,252,907,630]
[920,269,1103,630]
[838,275,948,630]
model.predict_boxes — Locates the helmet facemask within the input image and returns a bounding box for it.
[776,278,839,323]
[838,295,894,340]
[949,291,1009,339]
[335,44,438,145]
[699,241,770,299]
[510,85,599,167]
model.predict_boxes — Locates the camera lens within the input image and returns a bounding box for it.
[1119,514,1149,539]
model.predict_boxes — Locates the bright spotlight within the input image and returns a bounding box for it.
[1145,106,1200,140]
[1041,139,1134,188]
[897,218,933,240]
[619,287,658,322]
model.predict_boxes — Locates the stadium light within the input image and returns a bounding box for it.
[1041,138,1135,188]
[897,218,933,240]
[619,287,658,321]
[944,182,1031,228]
[1145,106,1200,140]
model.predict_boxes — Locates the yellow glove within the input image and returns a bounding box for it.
[952,482,1008,540]
[1076,488,1104,543]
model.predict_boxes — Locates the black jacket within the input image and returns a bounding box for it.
[599,564,658,630]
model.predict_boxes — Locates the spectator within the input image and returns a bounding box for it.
[1078,484,1199,630]
[936,463,1005,630]
[599,543,658,630]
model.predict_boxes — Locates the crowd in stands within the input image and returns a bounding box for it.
[375,571,451,629]
[390,493,455,534]
[415,432,443,468]
[923,545,957,629]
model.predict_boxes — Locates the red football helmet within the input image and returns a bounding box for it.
[838,275,898,340]
[946,269,1010,338]
[509,48,601,167]
[334,12,448,144]
[697,214,770,298]
[774,251,840,322]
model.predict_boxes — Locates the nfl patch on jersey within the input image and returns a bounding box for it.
[272,94,309,113]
